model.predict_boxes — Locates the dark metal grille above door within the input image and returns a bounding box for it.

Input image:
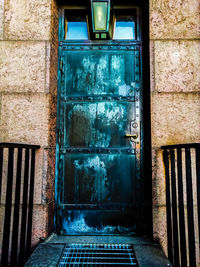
[58,243,138,266]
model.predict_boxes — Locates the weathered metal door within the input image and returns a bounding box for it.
[56,42,142,235]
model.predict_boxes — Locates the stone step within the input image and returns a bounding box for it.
[24,234,172,267]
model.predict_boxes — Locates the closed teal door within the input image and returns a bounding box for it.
[56,42,142,235]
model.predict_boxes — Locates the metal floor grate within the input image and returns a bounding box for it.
[58,243,138,266]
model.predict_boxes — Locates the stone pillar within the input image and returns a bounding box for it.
[150,0,200,263]
[0,0,58,247]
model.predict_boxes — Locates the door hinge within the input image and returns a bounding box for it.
[58,129,61,146]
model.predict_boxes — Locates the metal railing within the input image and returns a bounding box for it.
[162,143,200,267]
[0,143,40,267]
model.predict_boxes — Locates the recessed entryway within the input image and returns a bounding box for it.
[55,1,146,236]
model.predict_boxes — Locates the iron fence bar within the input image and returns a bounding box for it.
[0,143,39,266]
[1,147,14,267]
[19,148,30,265]
[163,149,173,264]
[195,147,200,252]
[0,147,3,203]
[176,148,187,267]
[0,142,40,149]
[170,149,180,267]
[26,148,36,256]
[185,148,196,267]
[161,143,200,149]
[10,148,23,266]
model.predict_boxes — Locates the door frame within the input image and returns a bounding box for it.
[55,1,152,237]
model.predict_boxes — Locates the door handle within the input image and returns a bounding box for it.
[125,133,138,139]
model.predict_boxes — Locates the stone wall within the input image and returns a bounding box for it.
[0,0,58,247]
[150,0,200,264]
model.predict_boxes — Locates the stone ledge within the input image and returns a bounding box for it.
[25,243,64,267]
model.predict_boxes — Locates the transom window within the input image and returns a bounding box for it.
[114,16,136,40]
[64,6,139,41]
[65,16,89,40]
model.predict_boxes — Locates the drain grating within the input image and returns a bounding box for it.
[58,243,138,266]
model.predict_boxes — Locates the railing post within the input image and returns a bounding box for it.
[0,147,3,204]
[163,149,173,264]
[0,143,40,266]
[10,148,23,266]
[195,147,200,255]
[177,148,187,267]
[185,148,196,267]
[1,147,14,266]
[170,149,180,267]
[19,148,30,265]
[162,143,200,267]
[26,148,36,256]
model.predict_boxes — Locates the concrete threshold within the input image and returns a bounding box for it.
[25,234,172,267]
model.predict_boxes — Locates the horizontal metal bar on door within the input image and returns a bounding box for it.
[62,248,133,251]
[61,96,136,102]
[63,252,135,255]
[60,148,136,154]
[59,263,137,266]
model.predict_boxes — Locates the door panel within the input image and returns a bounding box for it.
[64,101,135,148]
[63,50,138,96]
[56,43,142,235]
[59,209,136,235]
[63,153,135,204]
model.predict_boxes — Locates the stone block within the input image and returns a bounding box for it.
[42,148,55,204]
[0,41,46,93]
[150,41,155,91]
[153,206,167,257]
[154,41,200,92]
[0,93,49,146]
[151,93,200,147]
[24,243,64,267]
[0,0,4,40]
[152,148,166,206]
[34,148,45,204]
[47,202,54,234]
[32,204,48,247]
[4,0,51,40]
[150,0,200,39]
[50,0,59,45]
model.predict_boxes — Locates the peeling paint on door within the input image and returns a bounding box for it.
[56,43,142,235]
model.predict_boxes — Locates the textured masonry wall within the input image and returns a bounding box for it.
[150,0,200,264]
[0,0,200,261]
[0,0,58,248]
